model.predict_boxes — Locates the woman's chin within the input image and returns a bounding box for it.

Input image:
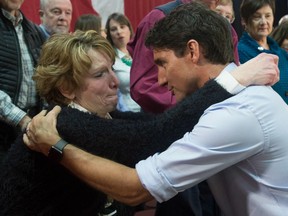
[108,95,118,104]
[106,97,118,111]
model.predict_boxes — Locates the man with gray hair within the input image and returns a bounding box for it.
[39,0,72,38]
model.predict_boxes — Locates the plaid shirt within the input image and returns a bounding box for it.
[0,91,26,126]
[0,9,37,126]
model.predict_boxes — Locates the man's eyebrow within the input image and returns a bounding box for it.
[50,7,72,12]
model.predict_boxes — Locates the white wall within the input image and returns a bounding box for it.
[92,0,124,26]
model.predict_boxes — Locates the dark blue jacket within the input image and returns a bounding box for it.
[238,32,288,104]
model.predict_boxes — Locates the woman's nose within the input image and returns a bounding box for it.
[110,71,119,88]
[259,16,267,24]
[116,27,123,34]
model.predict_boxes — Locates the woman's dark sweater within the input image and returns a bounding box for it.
[0,80,232,216]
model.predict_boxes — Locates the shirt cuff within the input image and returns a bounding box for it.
[0,91,26,126]
[136,155,178,202]
[215,71,246,95]
[8,107,27,126]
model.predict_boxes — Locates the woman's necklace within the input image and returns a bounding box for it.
[121,55,132,67]
[105,113,112,119]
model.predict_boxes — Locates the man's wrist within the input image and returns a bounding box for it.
[48,139,69,162]
[19,115,31,132]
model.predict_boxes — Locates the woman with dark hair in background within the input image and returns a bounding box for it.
[238,0,288,104]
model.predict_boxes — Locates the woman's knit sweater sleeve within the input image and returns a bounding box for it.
[57,80,232,167]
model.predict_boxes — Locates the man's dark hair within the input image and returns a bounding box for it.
[145,2,234,64]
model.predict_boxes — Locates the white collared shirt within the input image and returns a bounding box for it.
[136,64,288,216]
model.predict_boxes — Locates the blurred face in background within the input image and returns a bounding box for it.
[281,38,288,53]
[39,0,72,35]
[108,19,131,50]
[195,0,220,10]
[245,4,274,41]
[100,27,107,38]
[215,3,235,23]
[0,0,24,15]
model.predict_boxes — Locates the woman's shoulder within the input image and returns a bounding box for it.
[238,32,254,47]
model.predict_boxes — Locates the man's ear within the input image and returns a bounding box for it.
[59,86,75,100]
[187,39,200,63]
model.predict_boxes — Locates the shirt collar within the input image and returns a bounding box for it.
[1,8,23,26]
[115,48,126,58]
[68,102,112,119]
[39,24,51,37]
[221,62,237,74]
[68,102,90,113]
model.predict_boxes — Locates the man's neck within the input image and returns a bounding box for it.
[198,63,228,88]
[209,64,228,79]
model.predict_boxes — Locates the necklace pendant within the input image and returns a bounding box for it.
[121,56,132,67]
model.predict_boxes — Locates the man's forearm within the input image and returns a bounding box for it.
[61,144,153,206]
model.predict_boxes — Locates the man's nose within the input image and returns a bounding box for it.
[58,12,68,21]
[158,68,167,86]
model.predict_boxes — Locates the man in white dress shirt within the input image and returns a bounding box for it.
[24,2,287,216]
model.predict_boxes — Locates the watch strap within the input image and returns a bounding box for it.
[48,139,68,161]
[53,139,68,151]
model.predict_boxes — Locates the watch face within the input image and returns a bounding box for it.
[48,146,63,162]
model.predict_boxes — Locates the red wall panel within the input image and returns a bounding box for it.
[21,1,40,24]
[21,0,171,32]
[124,0,170,31]
[21,0,97,31]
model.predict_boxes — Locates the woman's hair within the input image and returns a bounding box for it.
[34,30,116,106]
[74,14,102,33]
[240,0,275,25]
[105,12,133,46]
[270,21,288,48]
